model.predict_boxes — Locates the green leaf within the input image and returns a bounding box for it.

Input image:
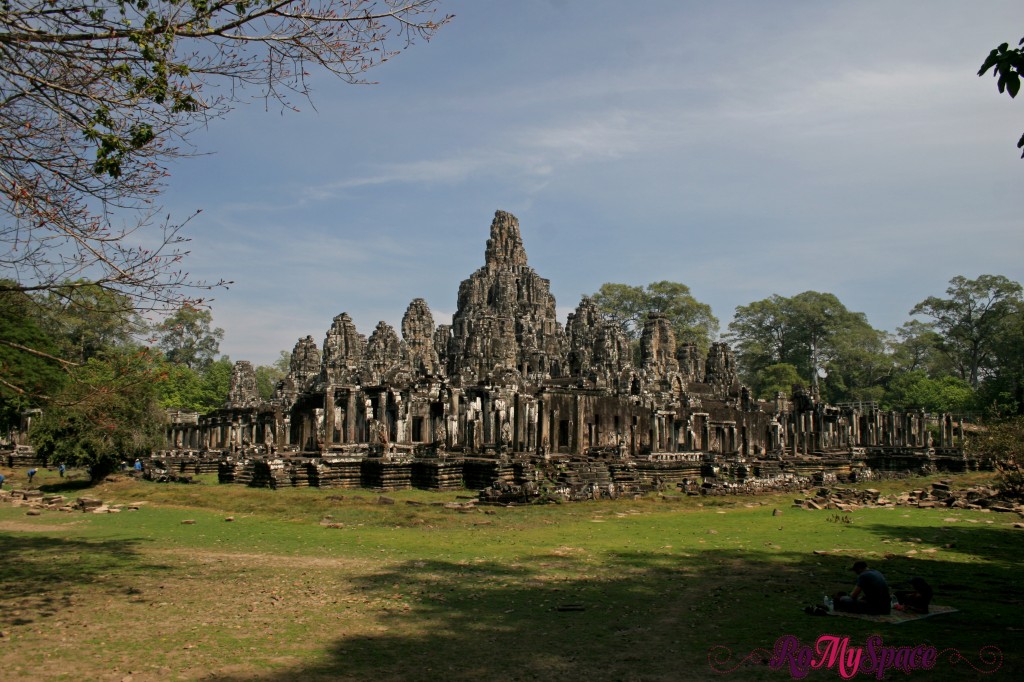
[1007,73,1021,98]
[979,49,1000,76]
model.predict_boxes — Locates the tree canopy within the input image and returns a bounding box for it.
[754,363,804,400]
[889,320,954,378]
[591,281,718,355]
[975,298,1024,415]
[884,371,976,414]
[30,346,166,480]
[0,285,68,430]
[36,283,144,365]
[255,350,291,400]
[909,275,1023,389]
[727,291,888,402]
[154,305,224,371]
[720,275,1024,415]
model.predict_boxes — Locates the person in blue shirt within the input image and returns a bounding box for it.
[0,472,5,489]
[134,459,143,472]
[27,468,37,484]
[58,463,65,478]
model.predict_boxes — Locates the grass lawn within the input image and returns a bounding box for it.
[0,468,1019,681]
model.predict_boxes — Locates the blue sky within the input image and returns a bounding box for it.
[162,0,1023,367]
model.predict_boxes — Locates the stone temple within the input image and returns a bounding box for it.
[163,210,972,498]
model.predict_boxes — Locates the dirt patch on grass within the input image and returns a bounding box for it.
[0,542,400,681]
[0,520,82,533]
[151,548,382,572]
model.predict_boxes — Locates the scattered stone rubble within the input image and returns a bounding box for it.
[796,480,1024,514]
[0,489,142,514]
[1,445,38,467]
[142,469,197,484]
[148,453,219,478]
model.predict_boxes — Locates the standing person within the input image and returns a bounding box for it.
[58,463,65,478]
[134,459,143,473]
[0,472,5,490]
[27,468,37,485]
[835,560,891,615]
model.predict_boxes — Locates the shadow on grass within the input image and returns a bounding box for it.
[37,478,95,494]
[859,519,1024,566]
[0,533,169,630]
[209,545,1017,682]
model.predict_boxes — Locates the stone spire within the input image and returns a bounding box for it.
[290,336,322,384]
[676,344,705,383]
[365,320,402,383]
[401,298,439,375]
[273,336,321,407]
[448,210,566,385]
[484,210,529,270]
[640,313,679,377]
[322,313,365,385]
[226,360,260,408]
[566,296,628,380]
[704,342,740,395]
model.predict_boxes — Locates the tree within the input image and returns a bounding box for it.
[157,354,233,414]
[154,305,224,371]
[0,1,451,388]
[975,304,1024,415]
[979,37,1024,157]
[890,320,954,377]
[822,317,892,404]
[30,346,166,480]
[754,363,804,400]
[198,357,234,411]
[724,295,793,383]
[37,283,144,364]
[0,284,68,433]
[964,416,1024,499]
[884,371,975,414]
[157,362,206,413]
[910,275,1023,389]
[727,291,888,402]
[592,281,718,355]
[255,350,291,400]
[786,291,859,380]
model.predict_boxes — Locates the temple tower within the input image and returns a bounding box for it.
[447,210,565,385]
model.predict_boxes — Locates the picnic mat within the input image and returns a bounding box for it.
[830,604,958,624]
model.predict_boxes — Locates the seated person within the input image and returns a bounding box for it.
[834,560,891,615]
[895,577,933,614]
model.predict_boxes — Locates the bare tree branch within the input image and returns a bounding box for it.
[0,338,79,367]
[0,0,451,313]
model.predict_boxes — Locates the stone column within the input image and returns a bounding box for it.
[574,394,584,456]
[323,387,336,446]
